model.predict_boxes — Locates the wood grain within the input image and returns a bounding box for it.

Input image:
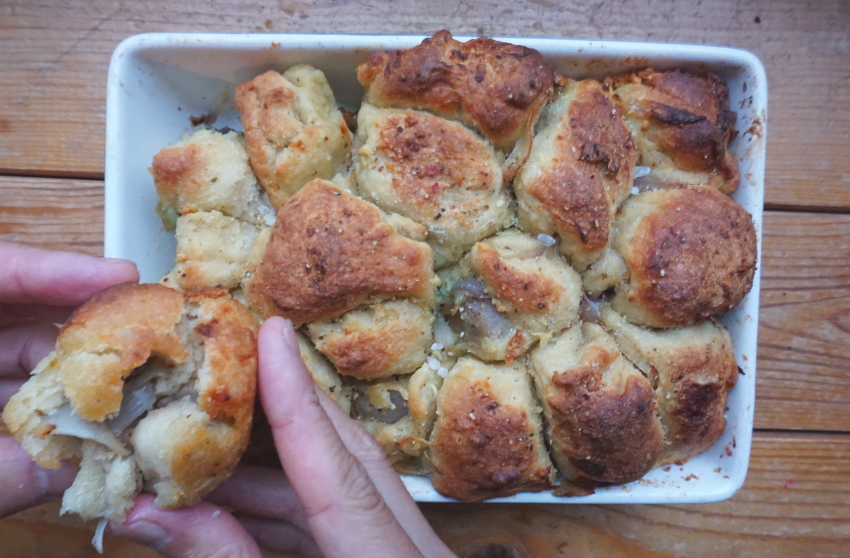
[2,175,848,432]
[756,211,850,432]
[0,176,104,256]
[1,0,849,209]
[2,432,847,557]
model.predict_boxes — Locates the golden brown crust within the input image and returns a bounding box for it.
[192,294,259,435]
[57,283,189,421]
[515,80,636,270]
[355,105,511,266]
[246,180,435,325]
[600,306,739,465]
[529,324,664,486]
[546,348,662,486]
[612,187,757,327]
[235,67,352,208]
[612,69,738,193]
[308,300,433,380]
[429,359,554,502]
[357,30,553,151]
[473,243,561,315]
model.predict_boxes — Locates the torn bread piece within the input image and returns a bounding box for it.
[601,306,738,465]
[612,69,739,194]
[428,357,555,502]
[355,104,512,267]
[235,66,352,208]
[529,322,664,487]
[514,79,636,270]
[3,283,258,522]
[151,129,275,227]
[245,179,437,326]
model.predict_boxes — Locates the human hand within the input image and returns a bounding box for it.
[0,241,140,517]
[112,316,457,558]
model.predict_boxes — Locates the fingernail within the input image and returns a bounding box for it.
[101,257,135,268]
[117,520,173,552]
[279,318,299,352]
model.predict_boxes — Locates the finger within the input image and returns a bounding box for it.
[234,513,323,558]
[0,321,59,377]
[0,437,77,518]
[0,304,75,328]
[258,317,423,558]
[315,387,456,558]
[1,380,25,409]
[207,465,309,533]
[110,494,262,558]
[0,242,139,306]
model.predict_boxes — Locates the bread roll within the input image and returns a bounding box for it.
[235,66,353,208]
[151,128,275,227]
[515,79,636,270]
[3,284,258,522]
[355,104,512,267]
[601,306,738,465]
[428,357,554,502]
[245,179,437,325]
[529,323,664,486]
[357,30,554,157]
[613,69,739,193]
[609,186,757,327]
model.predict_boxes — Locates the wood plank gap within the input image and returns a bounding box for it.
[753,428,850,437]
[0,169,104,181]
[764,203,850,215]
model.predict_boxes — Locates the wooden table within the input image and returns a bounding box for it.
[2,1,849,556]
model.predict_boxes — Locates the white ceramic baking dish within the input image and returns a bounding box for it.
[105,33,766,504]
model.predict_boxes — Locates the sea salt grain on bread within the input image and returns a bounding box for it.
[235,66,352,208]
[2,284,258,522]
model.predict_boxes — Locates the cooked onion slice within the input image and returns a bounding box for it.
[106,380,156,435]
[353,390,409,424]
[92,517,108,554]
[49,405,129,457]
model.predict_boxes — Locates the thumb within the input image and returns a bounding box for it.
[110,494,261,558]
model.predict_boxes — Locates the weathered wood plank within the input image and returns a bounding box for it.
[2,432,847,557]
[1,0,849,209]
[2,175,848,431]
[0,176,104,256]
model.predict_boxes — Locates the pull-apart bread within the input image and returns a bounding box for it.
[245,179,437,326]
[612,69,739,193]
[108,31,758,504]
[235,65,353,208]
[586,186,757,328]
[601,306,739,465]
[3,284,259,522]
[514,79,637,270]
[355,104,512,267]
[429,357,555,501]
[357,30,555,175]
[529,323,664,487]
[439,230,582,363]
